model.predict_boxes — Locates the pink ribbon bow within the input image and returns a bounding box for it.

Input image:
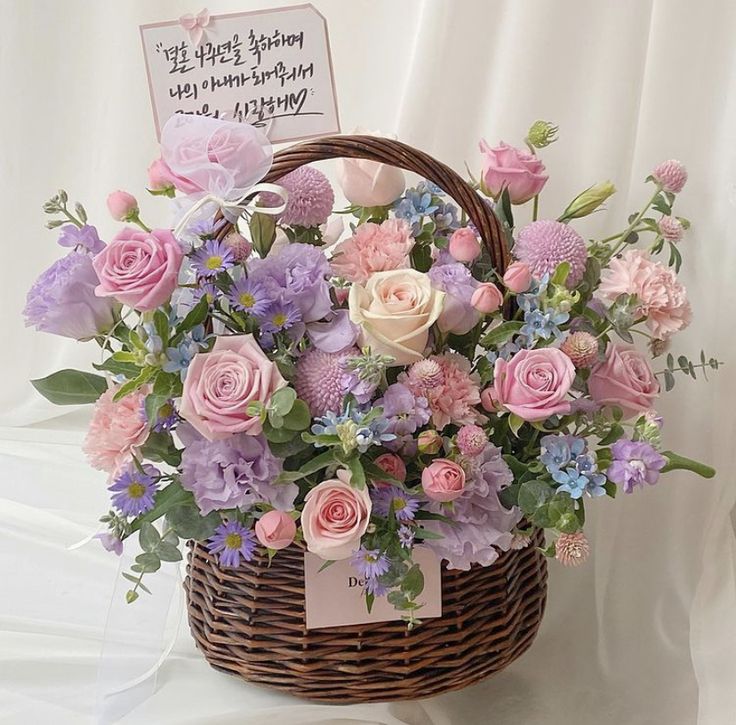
[179,8,210,47]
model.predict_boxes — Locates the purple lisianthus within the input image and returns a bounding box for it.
[57,224,105,254]
[428,261,480,335]
[247,242,332,323]
[374,382,430,455]
[24,251,117,340]
[208,521,256,568]
[306,310,359,353]
[178,423,294,514]
[607,440,666,493]
[423,443,521,570]
[108,464,160,517]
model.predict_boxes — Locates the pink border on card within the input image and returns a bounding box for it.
[139,3,341,143]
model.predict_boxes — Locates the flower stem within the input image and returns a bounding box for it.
[606,186,661,260]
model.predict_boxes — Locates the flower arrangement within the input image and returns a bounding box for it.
[25,116,718,624]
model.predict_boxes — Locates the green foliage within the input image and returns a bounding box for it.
[250,212,277,257]
[140,431,181,467]
[166,502,221,540]
[31,369,107,405]
[661,451,715,478]
[480,321,523,347]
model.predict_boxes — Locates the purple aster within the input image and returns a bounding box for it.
[256,299,302,336]
[371,485,420,522]
[398,525,415,549]
[351,547,390,580]
[226,276,270,316]
[191,280,219,306]
[57,224,105,254]
[208,521,256,568]
[24,251,116,340]
[247,243,332,323]
[178,423,293,514]
[187,217,227,240]
[190,238,235,278]
[152,400,179,432]
[108,465,159,517]
[366,578,389,597]
[607,440,666,494]
[427,261,480,335]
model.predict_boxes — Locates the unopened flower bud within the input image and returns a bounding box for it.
[448,227,481,262]
[526,120,559,149]
[417,430,442,455]
[560,181,616,221]
[106,190,139,222]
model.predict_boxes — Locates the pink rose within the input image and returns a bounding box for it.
[180,334,286,440]
[421,459,465,502]
[588,343,660,419]
[488,347,575,421]
[93,227,183,311]
[301,469,372,559]
[255,510,297,551]
[449,228,481,263]
[106,191,138,222]
[82,385,149,474]
[503,261,532,293]
[147,157,200,195]
[471,283,504,313]
[374,453,407,484]
[479,141,548,204]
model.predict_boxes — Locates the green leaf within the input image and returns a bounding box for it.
[153,309,170,346]
[362,459,401,485]
[166,502,221,540]
[598,423,625,446]
[128,481,191,533]
[365,591,375,613]
[508,413,525,437]
[31,369,108,405]
[144,394,170,425]
[517,479,553,516]
[298,450,336,477]
[122,572,151,594]
[604,481,617,497]
[177,296,209,333]
[139,522,161,552]
[113,366,157,402]
[345,455,366,489]
[269,387,297,416]
[661,450,715,478]
[157,542,183,562]
[135,552,161,573]
[498,481,521,509]
[126,590,139,604]
[282,399,311,431]
[401,564,425,599]
[413,527,445,540]
[263,421,298,443]
[250,212,277,257]
[93,358,141,378]
[551,262,571,287]
[480,321,523,347]
[663,369,676,392]
[140,431,181,467]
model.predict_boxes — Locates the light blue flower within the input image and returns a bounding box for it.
[539,435,585,472]
[311,406,395,455]
[521,308,570,343]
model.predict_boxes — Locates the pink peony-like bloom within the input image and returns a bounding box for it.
[330,218,414,284]
[587,343,659,419]
[301,469,372,560]
[294,346,359,417]
[513,220,588,288]
[83,385,149,474]
[652,159,687,194]
[422,459,466,502]
[260,165,335,228]
[93,227,184,311]
[180,334,287,440]
[658,216,684,242]
[402,353,484,430]
[486,347,575,422]
[598,249,691,339]
[479,140,548,204]
[255,510,297,550]
[555,531,590,567]
[456,424,487,457]
[374,452,407,484]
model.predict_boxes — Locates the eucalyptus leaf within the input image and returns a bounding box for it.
[135,552,161,573]
[139,522,161,553]
[166,503,221,540]
[517,479,554,516]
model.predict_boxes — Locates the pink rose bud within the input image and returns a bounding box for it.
[421,458,466,502]
[334,287,350,305]
[106,190,139,222]
[502,261,533,293]
[448,227,481,263]
[480,386,498,412]
[471,283,504,313]
[417,430,442,455]
[255,510,297,551]
[147,158,175,192]
[374,452,407,484]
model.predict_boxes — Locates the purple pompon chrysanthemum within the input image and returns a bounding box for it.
[260,165,334,227]
[226,277,270,316]
[295,346,357,417]
[190,238,235,278]
[351,547,390,580]
[371,485,420,522]
[607,439,666,493]
[57,224,105,254]
[108,464,159,516]
[24,251,116,340]
[514,220,587,288]
[208,521,256,568]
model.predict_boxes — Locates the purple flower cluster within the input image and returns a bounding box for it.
[178,423,295,515]
[57,224,104,254]
[427,261,480,335]
[374,383,430,456]
[607,440,666,493]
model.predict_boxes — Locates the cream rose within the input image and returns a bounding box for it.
[348,269,445,366]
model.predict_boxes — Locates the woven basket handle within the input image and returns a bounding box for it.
[258,134,510,272]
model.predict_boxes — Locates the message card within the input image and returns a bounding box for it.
[304,547,442,629]
[140,4,340,143]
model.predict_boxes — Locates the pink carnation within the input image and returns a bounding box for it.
[402,353,484,431]
[330,218,414,283]
[82,386,149,474]
[598,249,692,339]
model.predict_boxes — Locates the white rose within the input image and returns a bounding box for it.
[348,269,445,366]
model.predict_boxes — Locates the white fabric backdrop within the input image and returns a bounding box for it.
[2,0,736,723]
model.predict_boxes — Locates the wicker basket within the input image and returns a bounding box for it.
[187,135,548,703]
